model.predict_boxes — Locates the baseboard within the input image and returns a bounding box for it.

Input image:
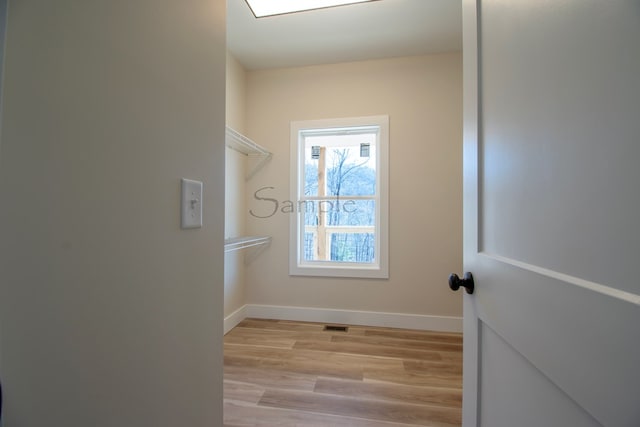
[224,304,249,335]
[241,304,462,333]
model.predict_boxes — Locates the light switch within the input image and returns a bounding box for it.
[181,178,203,229]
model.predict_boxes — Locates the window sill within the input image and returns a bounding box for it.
[289,262,388,279]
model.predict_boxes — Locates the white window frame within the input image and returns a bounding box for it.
[289,115,389,279]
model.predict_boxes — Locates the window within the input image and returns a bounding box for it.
[290,116,389,278]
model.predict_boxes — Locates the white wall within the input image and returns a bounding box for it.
[224,53,247,319]
[244,53,463,322]
[226,53,247,133]
[0,1,226,426]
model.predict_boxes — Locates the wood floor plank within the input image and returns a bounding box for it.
[224,333,297,349]
[293,338,446,361]
[224,380,265,405]
[224,399,421,427]
[237,318,325,332]
[331,333,463,353]
[225,342,403,371]
[403,359,463,377]
[226,326,333,343]
[259,389,462,427]
[314,377,462,408]
[224,365,317,392]
[225,348,365,380]
[365,328,463,344]
[365,366,463,389]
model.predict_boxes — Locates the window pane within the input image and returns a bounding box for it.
[304,156,319,196]
[303,232,316,261]
[302,199,376,262]
[303,228,376,263]
[330,233,375,263]
[304,132,377,197]
[325,199,375,227]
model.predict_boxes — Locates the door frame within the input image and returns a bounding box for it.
[461,0,479,425]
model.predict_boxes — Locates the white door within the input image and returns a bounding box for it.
[460,1,640,426]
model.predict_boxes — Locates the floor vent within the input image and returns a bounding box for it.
[324,325,349,332]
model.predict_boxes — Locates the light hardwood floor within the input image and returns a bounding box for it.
[224,318,463,426]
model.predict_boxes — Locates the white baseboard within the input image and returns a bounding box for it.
[224,305,249,335]
[225,304,462,333]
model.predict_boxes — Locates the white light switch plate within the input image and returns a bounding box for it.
[181,178,202,229]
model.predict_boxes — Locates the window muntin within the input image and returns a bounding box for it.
[290,116,389,278]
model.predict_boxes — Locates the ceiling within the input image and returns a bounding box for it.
[227,0,462,70]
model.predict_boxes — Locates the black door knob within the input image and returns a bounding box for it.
[449,272,475,294]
